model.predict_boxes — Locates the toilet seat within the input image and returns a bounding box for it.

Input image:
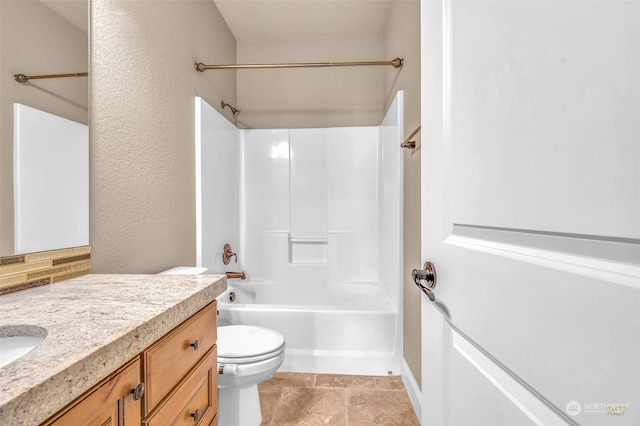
[217,325,285,364]
[218,346,285,364]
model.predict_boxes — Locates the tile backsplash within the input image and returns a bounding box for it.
[0,246,91,295]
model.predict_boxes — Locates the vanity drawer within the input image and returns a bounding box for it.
[144,346,217,426]
[144,301,217,414]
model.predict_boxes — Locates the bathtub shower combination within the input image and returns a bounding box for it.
[196,92,403,375]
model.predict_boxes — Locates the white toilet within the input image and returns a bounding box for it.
[217,325,285,425]
[159,267,285,426]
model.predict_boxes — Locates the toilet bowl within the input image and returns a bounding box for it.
[159,267,285,426]
[217,325,285,426]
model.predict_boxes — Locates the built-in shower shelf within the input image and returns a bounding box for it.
[289,238,328,243]
[289,237,328,264]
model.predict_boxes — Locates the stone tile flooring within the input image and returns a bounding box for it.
[258,372,420,425]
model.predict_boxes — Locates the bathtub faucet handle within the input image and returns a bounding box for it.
[222,243,238,265]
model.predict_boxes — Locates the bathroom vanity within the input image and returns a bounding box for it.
[0,274,226,426]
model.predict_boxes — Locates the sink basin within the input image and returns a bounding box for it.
[0,325,47,368]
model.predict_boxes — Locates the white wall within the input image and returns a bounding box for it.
[290,129,328,241]
[327,127,380,282]
[240,126,382,290]
[240,129,291,280]
[236,92,403,298]
[195,122,388,291]
[195,97,240,273]
[379,92,404,310]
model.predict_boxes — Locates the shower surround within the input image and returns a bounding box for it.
[196,93,403,375]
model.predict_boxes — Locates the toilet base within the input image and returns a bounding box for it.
[218,384,262,426]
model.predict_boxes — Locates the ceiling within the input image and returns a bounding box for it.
[40,0,88,33]
[37,1,391,42]
[213,0,392,41]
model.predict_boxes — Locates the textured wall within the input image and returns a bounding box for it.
[384,0,422,388]
[0,0,87,256]
[236,35,385,129]
[90,0,236,273]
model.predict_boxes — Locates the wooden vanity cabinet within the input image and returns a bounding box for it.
[142,301,218,425]
[143,346,217,426]
[41,301,218,426]
[42,358,142,426]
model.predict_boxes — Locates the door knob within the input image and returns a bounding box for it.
[413,261,437,301]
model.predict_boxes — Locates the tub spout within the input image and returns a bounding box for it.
[226,271,246,280]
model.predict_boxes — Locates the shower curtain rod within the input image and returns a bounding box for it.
[195,57,403,72]
[400,125,421,149]
[14,72,88,83]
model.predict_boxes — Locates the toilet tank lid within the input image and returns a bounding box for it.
[159,266,208,275]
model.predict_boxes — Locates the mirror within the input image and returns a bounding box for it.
[0,0,88,256]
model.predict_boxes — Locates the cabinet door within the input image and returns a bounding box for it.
[144,301,217,414]
[47,358,142,426]
[144,346,217,426]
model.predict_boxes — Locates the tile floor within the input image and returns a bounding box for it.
[258,372,420,425]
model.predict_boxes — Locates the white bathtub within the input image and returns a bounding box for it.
[216,280,400,376]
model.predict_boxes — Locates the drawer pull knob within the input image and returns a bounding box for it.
[131,383,145,401]
[190,339,200,351]
[190,408,201,422]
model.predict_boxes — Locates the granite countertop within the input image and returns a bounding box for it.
[0,273,226,426]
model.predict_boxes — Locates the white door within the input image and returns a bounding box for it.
[419,1,640,425]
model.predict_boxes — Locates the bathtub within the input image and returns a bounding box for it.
[216,280,400,376]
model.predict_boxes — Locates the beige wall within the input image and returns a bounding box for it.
[0,0,88,256]
[384,0,422,388]
[236,35,385,129]
[90,0,236,273]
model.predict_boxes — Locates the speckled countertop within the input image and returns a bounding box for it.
[0,274,226,426]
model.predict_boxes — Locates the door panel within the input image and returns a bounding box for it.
[420,0,640,425]
[449,1,640,240]
[450,327,559,426]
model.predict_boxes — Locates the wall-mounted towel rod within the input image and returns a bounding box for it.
[195,58,403,72]
[14,72,88,83]
[401,125,421,149]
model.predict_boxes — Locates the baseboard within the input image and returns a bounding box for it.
[401,357,422,424]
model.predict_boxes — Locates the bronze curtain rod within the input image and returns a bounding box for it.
[401,125,421,149]
[195,57,403,72]
[14,72,88,83]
